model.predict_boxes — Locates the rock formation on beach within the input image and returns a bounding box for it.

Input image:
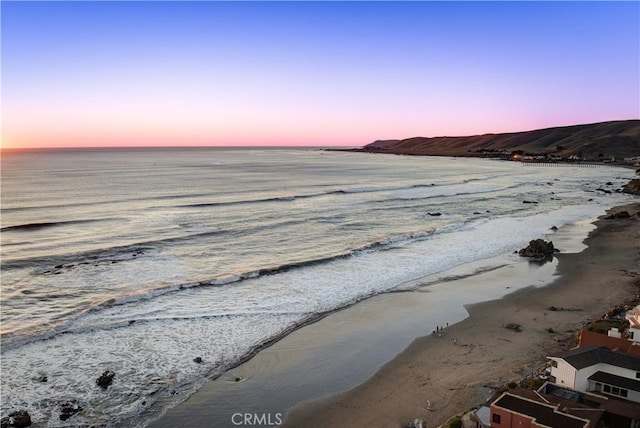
[518,239,557,261]
[623,178,640,195]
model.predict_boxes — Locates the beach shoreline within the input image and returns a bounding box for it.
[150,201,639,428]
[282,201,640,428]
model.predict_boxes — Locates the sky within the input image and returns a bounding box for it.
[1,1,639,149]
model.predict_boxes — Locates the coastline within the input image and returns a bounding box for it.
[149,202,639,428]
[282,202,640,428]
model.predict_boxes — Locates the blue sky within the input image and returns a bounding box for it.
[2,1,639,148]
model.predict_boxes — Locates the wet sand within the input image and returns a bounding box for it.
[150,202,639,428]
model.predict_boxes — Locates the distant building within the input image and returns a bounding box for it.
[627,306,640,345]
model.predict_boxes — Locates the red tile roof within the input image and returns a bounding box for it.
[578,330,640,356]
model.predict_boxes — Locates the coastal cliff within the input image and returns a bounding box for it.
[361,120,640,160]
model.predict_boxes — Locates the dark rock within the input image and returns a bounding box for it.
[1,410,31,428]
[193,357,203,364]
[548,306,558,311]
[550,226,558,231]
[522,200,538,204]
[473,212,481,215]
[596,187,612,194]
[606,182,613,186]
[59,400,82,421]
[505,323,522,332]
[546,327,555,333]
[623,179,640,195]
[37,375,47,383]
[405,419,425,428]
[588,198,593,201]
[605,211,630,219]
[518,239,556,260]
[427,212,441,216]
[96,370,115,389]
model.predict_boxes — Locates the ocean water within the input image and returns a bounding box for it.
[0,148,634,426]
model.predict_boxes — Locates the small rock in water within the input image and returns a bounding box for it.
[550,226,558,231]
[59,400,82,421]
[96,370,115,389]
[1,410,31,428]
[0,410,31,428]
[193,357,203,364]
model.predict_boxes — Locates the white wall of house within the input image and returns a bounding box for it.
[549,357,576,387]
[628,389,640,403]
[549,357,639,396]
[629,327,640,344]
[575,363,637,392]
[590,379,640,403]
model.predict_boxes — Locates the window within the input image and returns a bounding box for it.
[636,372,640,379]
[492,413,501,424]
[601,384,629,398]
[551,360,558,368]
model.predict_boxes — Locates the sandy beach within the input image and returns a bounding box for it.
[282,202,640,428]
[150,201,639,428]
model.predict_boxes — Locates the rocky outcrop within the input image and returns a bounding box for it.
[518,239,557,261]
[605,211,630,219]
[1,410,31,428]
[623,179,640,195]
[59,400,82,421]
[96,370,115,389]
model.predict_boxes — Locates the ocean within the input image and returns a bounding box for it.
[0,148,634,426]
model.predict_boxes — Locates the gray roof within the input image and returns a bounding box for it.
[588,371,640,392]
[551,346,640,371]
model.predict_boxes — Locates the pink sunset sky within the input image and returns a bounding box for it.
[2,1,638,149]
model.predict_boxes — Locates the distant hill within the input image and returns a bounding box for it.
[361,120,640,160]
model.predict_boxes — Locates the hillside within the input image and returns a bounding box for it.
[362,120,640,160]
